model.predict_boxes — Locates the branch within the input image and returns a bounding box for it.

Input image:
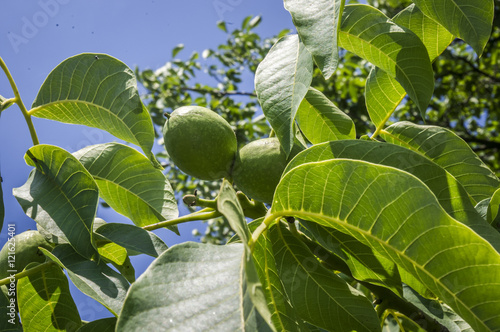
[180,87,256,97]
[448,53,500,84]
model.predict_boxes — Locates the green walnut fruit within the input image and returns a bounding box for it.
[232,138,303,204]
[163,106,237,181]
[0,230,52,278]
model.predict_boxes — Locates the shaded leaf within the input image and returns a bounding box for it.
[272,159,500,332]
[252,218,311,331]
[339,4,434,115]
[488,188,500,226]
[94,222,168,258]
[0,285,22,331]
[74,143,178,230]
[255,34,313,156]
[296,87,355,144]
[0,167,3,231]
[411,0,495,56]
[40,244,129,316]
[13,145,98,259]
[270,222,380,331]
[301,220,403,297]
[117,242,273,331]
[76,318,117,332]
[111,255,135,283]
[18,262,81,331]
[403,285,473,332]
[365,4,454,130]
[381,122,500,203]
[30,53,157,163]
[284,0,344,78]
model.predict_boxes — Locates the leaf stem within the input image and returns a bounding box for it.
[142,208,221,231]
[248,212,278,250]
[0,56,39,145]
[0,261,55,286]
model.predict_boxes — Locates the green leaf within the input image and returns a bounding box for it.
[30,53,157,163]
[111,255,135,283]
[18,262,81,332]
[255,34,313,156]
[13,145,98,260]
[0,286,22,331]
[217,179,251,243]
[301,220,403,297]
[403,285,473,332]
[40,244,129,317]
[94,222,168,257]
[217,20,227,32]
[366,4,454,130]
[252,219,311,331]
[296,87,355,144]
[488,188,500,226]
[172,44,184,57]
[272,159,500,332]
[74,143,178,229]
[96,242,127,266]
[284,0,344,78]
[117,242,274,331]
[411,0,495,56]
[381,122,500,203]
[270,222,380,331]
[76,318,117,332]
[217,180,276,330]
[339,4,434,115]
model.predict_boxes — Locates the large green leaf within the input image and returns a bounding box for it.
[74,143,178,229]
[301,220,403,297]
[255,34,313,156]
[270,222,380,331]
[18,262,81,332]
[284,0,344,79]
[296,87,355,144]
[339,4,433,115]
[365,4,454,129]
[76,318,116,332]
[411,0,495,56]
[251,218,308,331]
[13,145,98,259]
[271,159,500,332]
[381,122,500,203]
[117,242,273,331]
[40,244,129,317]
[30,53,157,163]
[488,188,500,226]
[94,223,168,257]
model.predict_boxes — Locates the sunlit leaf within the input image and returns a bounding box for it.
[255,34,313,156]
[74,143,178,230]
[270,222,380,331]
[40,244,129,317]
[488,188,500,226]
[30,53,157,164]
[411,0,495,56]
[365,4,454,130]
[18,262,81,331]
[117,242,274,331]
[296,87,355,144]
[381,122,500,203]
[13,145,98,260]
[339,4,433,115]
[96,242,127,266]
[272,159,500,332]
[284,0,344,78]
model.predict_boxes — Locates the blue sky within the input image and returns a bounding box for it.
[0,0,295,321]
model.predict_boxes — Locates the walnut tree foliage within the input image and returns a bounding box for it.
[1,0,500,331]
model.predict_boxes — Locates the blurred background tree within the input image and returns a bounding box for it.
[137,0,500,244]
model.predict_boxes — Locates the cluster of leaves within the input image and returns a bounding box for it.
[1,0,500,331]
